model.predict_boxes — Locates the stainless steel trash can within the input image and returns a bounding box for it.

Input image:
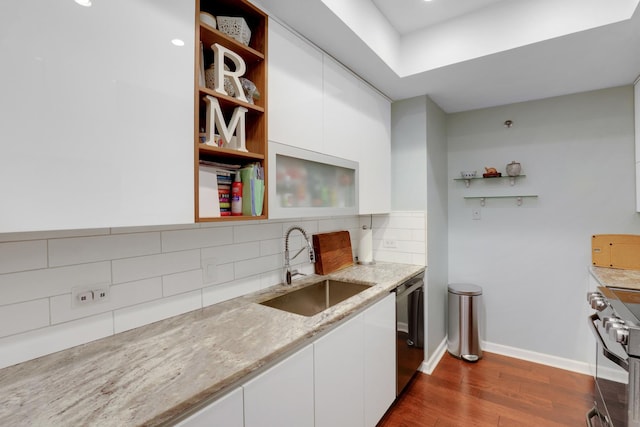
[447,283,483,362]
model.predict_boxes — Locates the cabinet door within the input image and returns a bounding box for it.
[0,0,194,232]
[314,313,365,427]
[322,56,362,161]
[635,80,640,212]
[243,344,314,427]
[174,387,243,427]
[358,83,391,214]
[268,19,323,152]
[363,294,396,426]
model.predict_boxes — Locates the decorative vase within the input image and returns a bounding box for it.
[506,161,521,177]
[204,63,235,97]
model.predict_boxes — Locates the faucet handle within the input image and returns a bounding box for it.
[308,247,316,263]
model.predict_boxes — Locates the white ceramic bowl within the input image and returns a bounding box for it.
[200,12,217,29]
[461,171,477,179]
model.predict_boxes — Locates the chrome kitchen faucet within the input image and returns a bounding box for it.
[283,226,316,285]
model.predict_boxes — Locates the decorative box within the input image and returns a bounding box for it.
[217,16,251,46]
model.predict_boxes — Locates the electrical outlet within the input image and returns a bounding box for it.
[472,208,481,220]
[76,290,94,305]
[202,257,218,283]
[72,283,111,308]
[383,239,398,249]
[93,286,110,303]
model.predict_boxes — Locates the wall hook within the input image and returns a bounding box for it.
[504,120,513,128]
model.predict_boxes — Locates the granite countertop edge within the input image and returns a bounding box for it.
[0,262,425,427]
[590,265,640,290]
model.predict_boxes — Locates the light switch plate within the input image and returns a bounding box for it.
[202,257,218,283]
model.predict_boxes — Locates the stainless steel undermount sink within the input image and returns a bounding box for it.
[259,279,373,317]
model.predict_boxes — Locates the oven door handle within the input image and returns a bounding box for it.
[588,313,629,371]
[585,406,604,427]
[395,279,423,299]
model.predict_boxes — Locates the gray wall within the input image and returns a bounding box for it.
[425,97,448,360]
[447,86,640,365]
[391,96,448,360]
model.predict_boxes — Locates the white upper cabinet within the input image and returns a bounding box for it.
[0,0,194,232]
[322,57,362,161]
[357,81,391,214]
[635,78,640,212]
[267,21,391,216]
[268,19,323,152]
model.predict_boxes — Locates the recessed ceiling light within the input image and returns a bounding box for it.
[171,39,185,47]
[74,0,92,7]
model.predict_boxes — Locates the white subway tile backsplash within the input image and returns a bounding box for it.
[112,223,197,235]
[112,278,163,307]
[161,227,233,252]
[0,299,49,337]
[0,228,109,243]
[0,313,113,370]
[282,220,319,235]
[163,269,203,297]
[317,217,356,233]
[234,223,283,243]
[205,262,235,286]
[49,278,163,324]
[234,254,281,279]
[0,240,47,274]
[203,276,262,306]
[49,233,161,267]
[113,290,202,334]
[259,238,283,257]
[0,212,425,368]
[374,250,415,264]
[201,241,260,264]
[112,249,200,284]
[0,262,111,306]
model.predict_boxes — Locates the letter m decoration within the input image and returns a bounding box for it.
[203,96,248,152]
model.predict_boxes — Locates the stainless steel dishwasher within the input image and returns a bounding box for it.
[394,271,425,395]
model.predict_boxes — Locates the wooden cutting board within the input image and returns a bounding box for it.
[592,234,640,270]
[312,231,354,275]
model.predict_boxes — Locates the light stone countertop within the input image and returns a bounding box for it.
[590,266,640,290]
[0,262,424,427]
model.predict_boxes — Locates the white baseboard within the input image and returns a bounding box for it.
[418,339,593,378]
[482,341,592,376]
[419,337,447,374]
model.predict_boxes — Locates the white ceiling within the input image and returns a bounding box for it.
[256,0,640,113]
[371,0,507,35]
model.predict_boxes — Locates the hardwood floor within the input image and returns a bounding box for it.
[378,352,595,427]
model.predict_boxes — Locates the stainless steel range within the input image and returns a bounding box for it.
[587,287,640,427]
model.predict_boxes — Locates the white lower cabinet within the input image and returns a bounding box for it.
[174,295,395,427]
[175,387,243,427]
[363,294,396,426]
[243,344,315,427]
[314,310,365,427]
[314,293,396,427]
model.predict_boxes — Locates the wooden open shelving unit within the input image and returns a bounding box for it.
[194,0,268,222]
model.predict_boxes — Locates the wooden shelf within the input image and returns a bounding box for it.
[200,23,264,64]
[194,0,268,222]
[199,87,264,113]
[199,214,267,222]
[199,144,265,160]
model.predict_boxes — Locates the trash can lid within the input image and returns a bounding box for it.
[448,283,482,296]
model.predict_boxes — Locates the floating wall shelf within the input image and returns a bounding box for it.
[464,195,538,206]
[454,175,526,187]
